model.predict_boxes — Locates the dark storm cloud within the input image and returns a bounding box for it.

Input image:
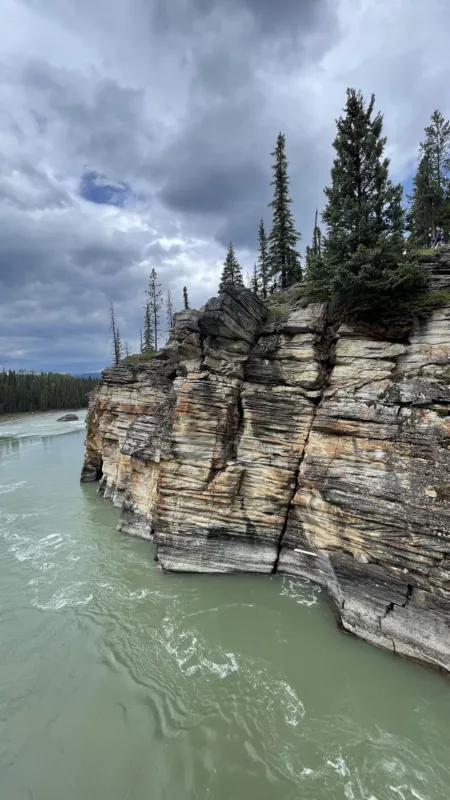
[19,59,156,181]
[0,200,146,289]
[161,162,267,216]
[152,0,333,38]
[1,0,450,371]
[152,0,338,248]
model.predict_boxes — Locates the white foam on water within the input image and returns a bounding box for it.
[277,680,305,727]
[8,531,68,564]
[160,616,239,680]
[32,581,93,611]
[0,412,87,441]
[28,576,54,587]
[390,788,427,800]
[382,758,407,777]
[0,512,20,523]
[183,602,255,619]
[280,576,321,607]
[0,481,26,496]
[129,589,150,600]
[327,755,349,777]
[188,652,239,680]
[0,513,80,590]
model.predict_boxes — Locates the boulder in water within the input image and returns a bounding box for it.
[57,413,79,422]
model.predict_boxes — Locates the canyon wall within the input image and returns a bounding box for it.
[81,250,450,671]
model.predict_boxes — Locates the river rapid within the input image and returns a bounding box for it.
[0,412,449,800]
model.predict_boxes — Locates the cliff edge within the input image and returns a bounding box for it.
[81,249,450,672]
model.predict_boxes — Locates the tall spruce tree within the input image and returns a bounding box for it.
[109,303,122,365]
[310,88,424,314]
[166,289,174,331]
[219,242,244,292]
[146,269,163,350]
[409,110,450,244]
[139,329,144,353]
[114,327,122,364]
[250,263,259,295]
[267,133,301,288]
[305,209,323,281]
[257,218,270,298]
[424,110,450,198]
[183,286,189,310]
[142,300,154,352]
[408,153,436,246]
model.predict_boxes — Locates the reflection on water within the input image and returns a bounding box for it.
[0,413,449,800]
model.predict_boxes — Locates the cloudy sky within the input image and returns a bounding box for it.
[0,0,449,372]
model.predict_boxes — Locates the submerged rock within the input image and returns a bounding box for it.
[57,413,79,422]
[81,255,450,673]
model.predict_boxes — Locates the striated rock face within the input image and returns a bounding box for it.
[81,256,450,672]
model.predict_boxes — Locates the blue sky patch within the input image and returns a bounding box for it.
[79,171,131,207]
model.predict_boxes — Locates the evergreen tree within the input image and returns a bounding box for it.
[310,88,424,314]
[142,300,154,352]
[219,242,244,292]
[257,218,270,298]
[408,154,435,246]
[139,329,144,353]
[0,370,98,415]
[146,269,163,350]
[166,289,174,331]
[423,110,450,198]
[409,110,450,244]
[109,303,122,365]
[305,210,323,280]
[114,328,123,365]
[183,286,189,310]
[251,263,259,295]
[124,341,130,357]
[267,133,302,288]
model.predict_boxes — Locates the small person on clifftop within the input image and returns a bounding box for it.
[435,226,444,247]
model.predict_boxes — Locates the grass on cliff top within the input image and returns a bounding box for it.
[122,351,157,366]
[265,282,310,320]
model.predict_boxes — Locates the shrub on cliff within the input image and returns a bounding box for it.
[308,89,425,317]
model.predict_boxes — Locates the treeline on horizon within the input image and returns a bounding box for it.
[109,88,450,365]
[0,370,99,415]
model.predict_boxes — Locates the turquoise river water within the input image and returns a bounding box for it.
[0,412,449,800]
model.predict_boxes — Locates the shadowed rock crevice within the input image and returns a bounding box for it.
[272,307,339,573]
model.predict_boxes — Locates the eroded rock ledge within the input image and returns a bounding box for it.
[81,254,450,672]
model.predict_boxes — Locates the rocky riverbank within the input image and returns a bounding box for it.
[81,249,450,672]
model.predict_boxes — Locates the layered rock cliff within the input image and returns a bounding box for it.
[82,249,450,672]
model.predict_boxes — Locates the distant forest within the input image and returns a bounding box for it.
[0,370,99,415]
